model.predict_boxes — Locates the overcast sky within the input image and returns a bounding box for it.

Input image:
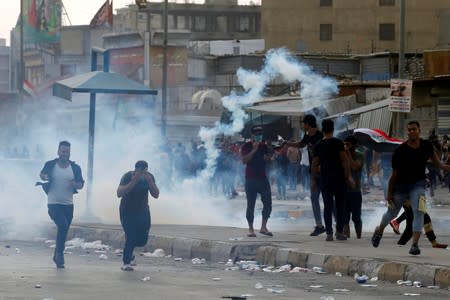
[0,0,260,46]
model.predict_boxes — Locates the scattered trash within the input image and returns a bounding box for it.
[174,257,182,261]
[403,293,421,296]
[413,281,422,288]
[319,296,335,300]
[360,284,378,287]
[237,261,260,271]
[262,266,275,273]
[333,289,350,292]
[35,284,41,288]
[335,272,342,277]
[15,248,20,254]
[94,250,107,253]
[65,238,111,251]
[426,285,440,289]
[312,267,327,274]
[356,275,369,284]
[290,267,311,273]
[254,282,264,289]
[397,280,413,286]
[228,237,244,241]
[63,251,72,255]
[310,285,324,288]
[225,266,239,271]
[141,276,151,282]
[142,249,166,258]
[113,249,123,254]
[273,264,291,273]
[44,240,55,244]
[98,254,108,260]
[370,276,378,282]
[212,278,221,281]
[266,288,285,294]
[240,294,254,298]
[192,258,206,264]
[225,259,234,266]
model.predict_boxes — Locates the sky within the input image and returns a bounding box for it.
[0,0,260,46]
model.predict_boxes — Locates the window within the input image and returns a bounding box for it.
[320,24,332,41]
[239,16,250,32]
[379,0,395,6]
[193,16,206,31]
[216,16,227,33]
[177,15,186,29]
[320,0,332,6]
[379,23,395,40]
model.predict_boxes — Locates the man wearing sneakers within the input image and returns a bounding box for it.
[287,114,325,236]
[117,160,159,271]
[312,119,354,241]
[371,121,450,255]
[39,141,84,268]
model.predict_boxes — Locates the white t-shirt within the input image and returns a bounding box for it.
[300,147,309,167]
[48,164,74,205]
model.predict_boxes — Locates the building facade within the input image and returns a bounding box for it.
[262,0,450,54]
[0,39,10,91]
[114,0,261,41]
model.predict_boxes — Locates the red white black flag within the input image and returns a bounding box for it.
[90,0,113,27]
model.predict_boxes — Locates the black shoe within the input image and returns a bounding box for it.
[335,232,348,241]
[310,226,326,236]
[53,253,65,268]
[409,244,421,255]
[371,228,382,248]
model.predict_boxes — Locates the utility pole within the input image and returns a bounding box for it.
[398,0,406,79]
[161,0,168,138]
[20,0,24,94]
[395,0,406,137]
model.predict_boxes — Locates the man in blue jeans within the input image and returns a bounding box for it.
[40,141,84,268]
[117,160,159,271]
[371,121,450,255]
[287,114,325,236]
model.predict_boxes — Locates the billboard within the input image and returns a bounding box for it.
[388,79,413,113]
[21,0,62,44]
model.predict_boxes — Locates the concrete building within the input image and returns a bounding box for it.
[114,0,260,41]
[0,39,10,91]
[262,0,450,54]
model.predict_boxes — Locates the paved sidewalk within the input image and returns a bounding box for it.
[66,222,450,289]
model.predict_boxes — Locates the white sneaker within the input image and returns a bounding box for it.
[130,259,137,266]
[121,264,134,271]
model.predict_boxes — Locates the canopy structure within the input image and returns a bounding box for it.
[53,71,157,101]
[325,98,392,133]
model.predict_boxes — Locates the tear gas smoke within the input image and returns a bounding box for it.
[0,48,390,240]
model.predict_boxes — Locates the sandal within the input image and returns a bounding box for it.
[259,230,273,237]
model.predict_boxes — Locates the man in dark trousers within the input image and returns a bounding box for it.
[371,121,450,255]
[117,160,159,271]
[241,126,273,237]
[40,141,84,268]
[312,119,354,241]
[287,114,326,236]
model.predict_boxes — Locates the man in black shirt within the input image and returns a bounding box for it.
[117,160,160,270]
[312,119,354,241]
[371,121,450,255]
[287,114,326,236]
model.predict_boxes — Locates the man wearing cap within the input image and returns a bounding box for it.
[287,114,326,236]
[241,126,273,237]
[117,160,160,271]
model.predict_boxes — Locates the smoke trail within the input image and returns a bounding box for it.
[198,48,338,180]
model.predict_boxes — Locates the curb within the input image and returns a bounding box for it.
[68,225,450,289]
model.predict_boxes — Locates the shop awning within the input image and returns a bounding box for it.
[325,98,392,133]
[245,95,358,117]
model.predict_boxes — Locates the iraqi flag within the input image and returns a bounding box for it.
[353,128,403,153]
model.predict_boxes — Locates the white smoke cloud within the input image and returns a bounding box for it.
[0,48,340,240]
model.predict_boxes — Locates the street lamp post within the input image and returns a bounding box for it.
[161,0,168,138]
